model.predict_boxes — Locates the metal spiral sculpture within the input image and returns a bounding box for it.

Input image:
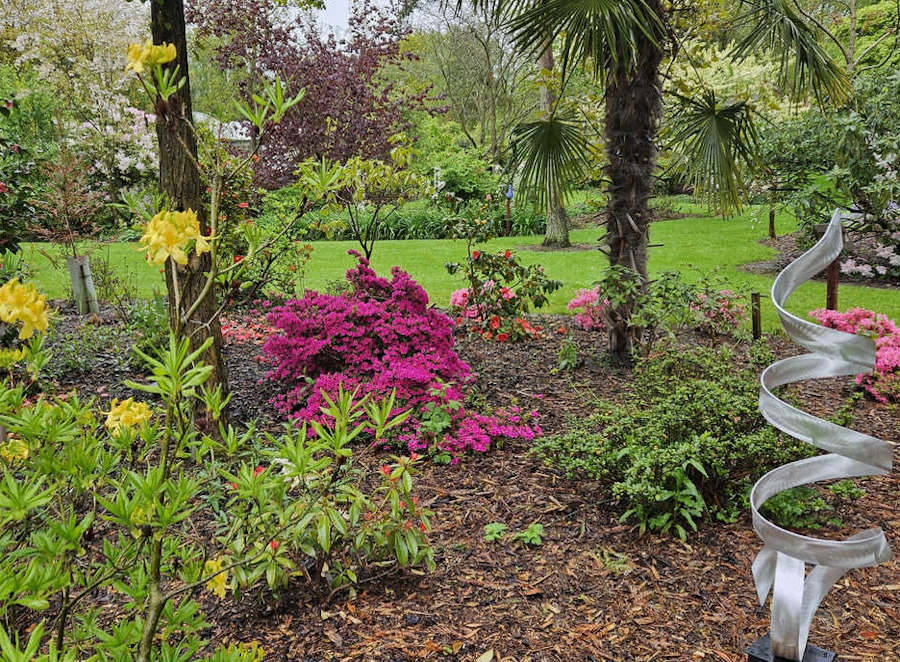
[751,209,895,660]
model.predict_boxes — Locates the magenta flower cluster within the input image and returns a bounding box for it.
[566,287,608,331]
[263,251,540,459]
[810,307,900,403]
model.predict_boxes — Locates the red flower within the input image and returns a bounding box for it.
[237,202,249,209]
[489,315,500,330]
[418,521,427,532]
[229,482,238,490]
[380,464,391,476]
[472,250,480,260]
[0,181,8,194]
[409,452,419,462]
[253,466,265,477]
[233,255,243,263]
[504,250,511,259]
[269,540,280,551]
[557,326,567,334]
[496,333,509,342]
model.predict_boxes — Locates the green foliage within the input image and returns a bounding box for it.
[758,70,900,237]
[126,295,169,369]
[593,266,697,358]
[483,522,508,542]
[761,486,837,530]
[0,334,433,660]
[412,118,498,201]
[758,479,867,532]
[513,522,544,546]
[557,337,579,371]
[294,135,430,259]
[533,346,812,537]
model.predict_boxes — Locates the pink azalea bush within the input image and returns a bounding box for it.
[810,307,900,403]
[567,287,607,331]
[263,251,540,461]
[691,289,747,336]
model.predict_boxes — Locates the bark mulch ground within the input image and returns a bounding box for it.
[43,307,900,662]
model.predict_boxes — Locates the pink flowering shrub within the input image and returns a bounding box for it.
[445,248,561,341]
[691,289,748,336]
[810,307,900,403]
[264,251,540,461]
[567,287,608,331]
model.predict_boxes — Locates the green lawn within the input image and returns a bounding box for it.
[21,198,900,333]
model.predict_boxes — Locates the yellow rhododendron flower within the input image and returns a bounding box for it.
[0,436,29,462]
[139,209,211,265]
[0,278,49,339]
[126,39,176,73]
[105,398,152,432]
[204,558,228,599]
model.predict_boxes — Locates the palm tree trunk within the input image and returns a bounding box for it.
[603,0,663,361]
[538,36,570,248]
[151,0,229,406]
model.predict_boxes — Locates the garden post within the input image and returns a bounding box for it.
[825,260,838,310]
[66,255,100,315]
[751,292,761,340]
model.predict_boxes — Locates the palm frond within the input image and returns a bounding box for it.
[731,0,851,103]
[666,89,759,214]
[505,0,665,78]
[512,114,589,213]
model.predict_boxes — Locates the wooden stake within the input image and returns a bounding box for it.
[751,292,762,340]
[826,259,839,310]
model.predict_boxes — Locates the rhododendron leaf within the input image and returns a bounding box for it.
[393,535,408,567]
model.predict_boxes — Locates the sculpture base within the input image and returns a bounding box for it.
[746,634,836,662]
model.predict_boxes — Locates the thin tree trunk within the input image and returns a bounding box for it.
[538,36,570,248]
[151,0,229,407]
[603,0,664,361]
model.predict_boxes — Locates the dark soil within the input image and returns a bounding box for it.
[38,305,900,662]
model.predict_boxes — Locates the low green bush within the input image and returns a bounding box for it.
[533,346,811,538]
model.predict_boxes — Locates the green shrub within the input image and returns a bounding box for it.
[533,346,811,538]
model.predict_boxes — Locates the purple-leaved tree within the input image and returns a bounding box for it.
[187,0,437,188]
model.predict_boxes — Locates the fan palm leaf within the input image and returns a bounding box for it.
[666,89,759,213]
[732,0,851,102]
[512,114,589,213]
[503,0,664,78]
